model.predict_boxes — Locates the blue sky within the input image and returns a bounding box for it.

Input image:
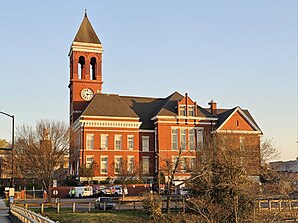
[0,1,297,161]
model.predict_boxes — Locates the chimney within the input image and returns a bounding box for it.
[208,99,217,115]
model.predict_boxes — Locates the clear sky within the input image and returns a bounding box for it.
[0,1,297,161]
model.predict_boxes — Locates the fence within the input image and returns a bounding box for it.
[15,198,186,214]
[257,199,298,212]
[10,204,58,223]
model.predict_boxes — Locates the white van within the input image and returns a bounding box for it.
[73,186,93,197]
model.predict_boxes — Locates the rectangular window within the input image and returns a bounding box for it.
[189,129,195,150]
[180,157,187,173]
[86,134,94,150]
[179,105,186,116]
[114,156,122,174]
[172,129,178,150]
[188,105,195,116]
[100,156,108,174]
[172,156,178,171]
[86,156,94,168]
[128,135,134,150]
[142,136,149,152]
[240,137,245,151]
[180,129,186,150]
[196,128,204,150]
[114,135,122,150]
[127,156,134,173]
[101,134,108,150]
[142,156,149,175]
[189,157,196,171]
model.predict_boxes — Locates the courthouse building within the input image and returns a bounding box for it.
[68,13,262,183]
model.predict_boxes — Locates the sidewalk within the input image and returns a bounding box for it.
[0,199,12,223]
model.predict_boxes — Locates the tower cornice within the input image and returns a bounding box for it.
[69,42,103,56]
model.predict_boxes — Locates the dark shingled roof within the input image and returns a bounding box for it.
[206,107,261,130]
[82,92,223,129]
[215,108,237,129]
[156,92,184,116]
[73,12,101,44]
[82,94,138,118]
[121,96,166,129]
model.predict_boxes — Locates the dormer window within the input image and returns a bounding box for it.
[188,105,195,116]
[179,105,186,116]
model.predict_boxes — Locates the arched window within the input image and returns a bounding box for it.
[78,56,85,79]
[90,57,97,80]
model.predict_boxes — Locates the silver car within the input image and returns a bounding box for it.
[94,197,116,210]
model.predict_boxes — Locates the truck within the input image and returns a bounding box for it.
[69,186,93,197]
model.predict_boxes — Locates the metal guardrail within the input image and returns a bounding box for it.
[10,205,58,223]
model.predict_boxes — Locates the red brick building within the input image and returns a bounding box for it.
[68,13,262,183]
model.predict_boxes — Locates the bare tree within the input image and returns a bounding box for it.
[0,139,11,181]
[79,161,99,184]
[12,119,69,202]
[186,135,259,223]
[260,137,280,164]
[114,156,141,200]
[158,143,194,214]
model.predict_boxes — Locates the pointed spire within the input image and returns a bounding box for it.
[73,11,101,44]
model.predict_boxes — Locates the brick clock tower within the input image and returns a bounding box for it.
[69,12,103,125]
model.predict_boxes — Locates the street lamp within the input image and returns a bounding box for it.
[0,111,14,188]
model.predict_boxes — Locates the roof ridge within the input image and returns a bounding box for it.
[120,95,164,100]
[155,91,184,116]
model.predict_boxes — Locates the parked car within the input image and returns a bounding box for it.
[68,186,93,198]
[180,188,189,196]
[94,197,116,210]
[93,185,107,197]
[99,185,128,197]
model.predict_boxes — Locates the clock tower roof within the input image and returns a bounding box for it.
[73,11,101,44]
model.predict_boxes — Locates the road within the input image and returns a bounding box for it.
[0,199,12,223]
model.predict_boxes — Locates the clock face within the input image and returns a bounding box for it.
[81,88,94,101]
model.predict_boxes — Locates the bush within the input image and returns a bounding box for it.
[142,192,164,222]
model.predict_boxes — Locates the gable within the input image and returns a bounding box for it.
[220,111,255,131]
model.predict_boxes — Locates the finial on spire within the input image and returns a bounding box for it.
[84,9,87,17]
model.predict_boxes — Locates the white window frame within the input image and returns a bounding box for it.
[114,135,122,150]
[180,129,186,150]
[189,128,195,150]
[127,156,134,173]
[142,156,150,175]
[171,129,178,150]
[189,157,196,171]
[100,156,108,174]
[86,155,94,168]
[127,135,134,150]
[142,136,150,152]
[196,128,204,150]
[179,105,186,116]
[180,157,187,173]
[188,105,195,116]
[101,134,108,150]
[86,134,94,150]
[114,156,122,174]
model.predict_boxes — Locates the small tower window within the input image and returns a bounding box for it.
[179,105,186,116]
[78,56,85,79]
[188,105,195,116]
[90,57,97,80]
